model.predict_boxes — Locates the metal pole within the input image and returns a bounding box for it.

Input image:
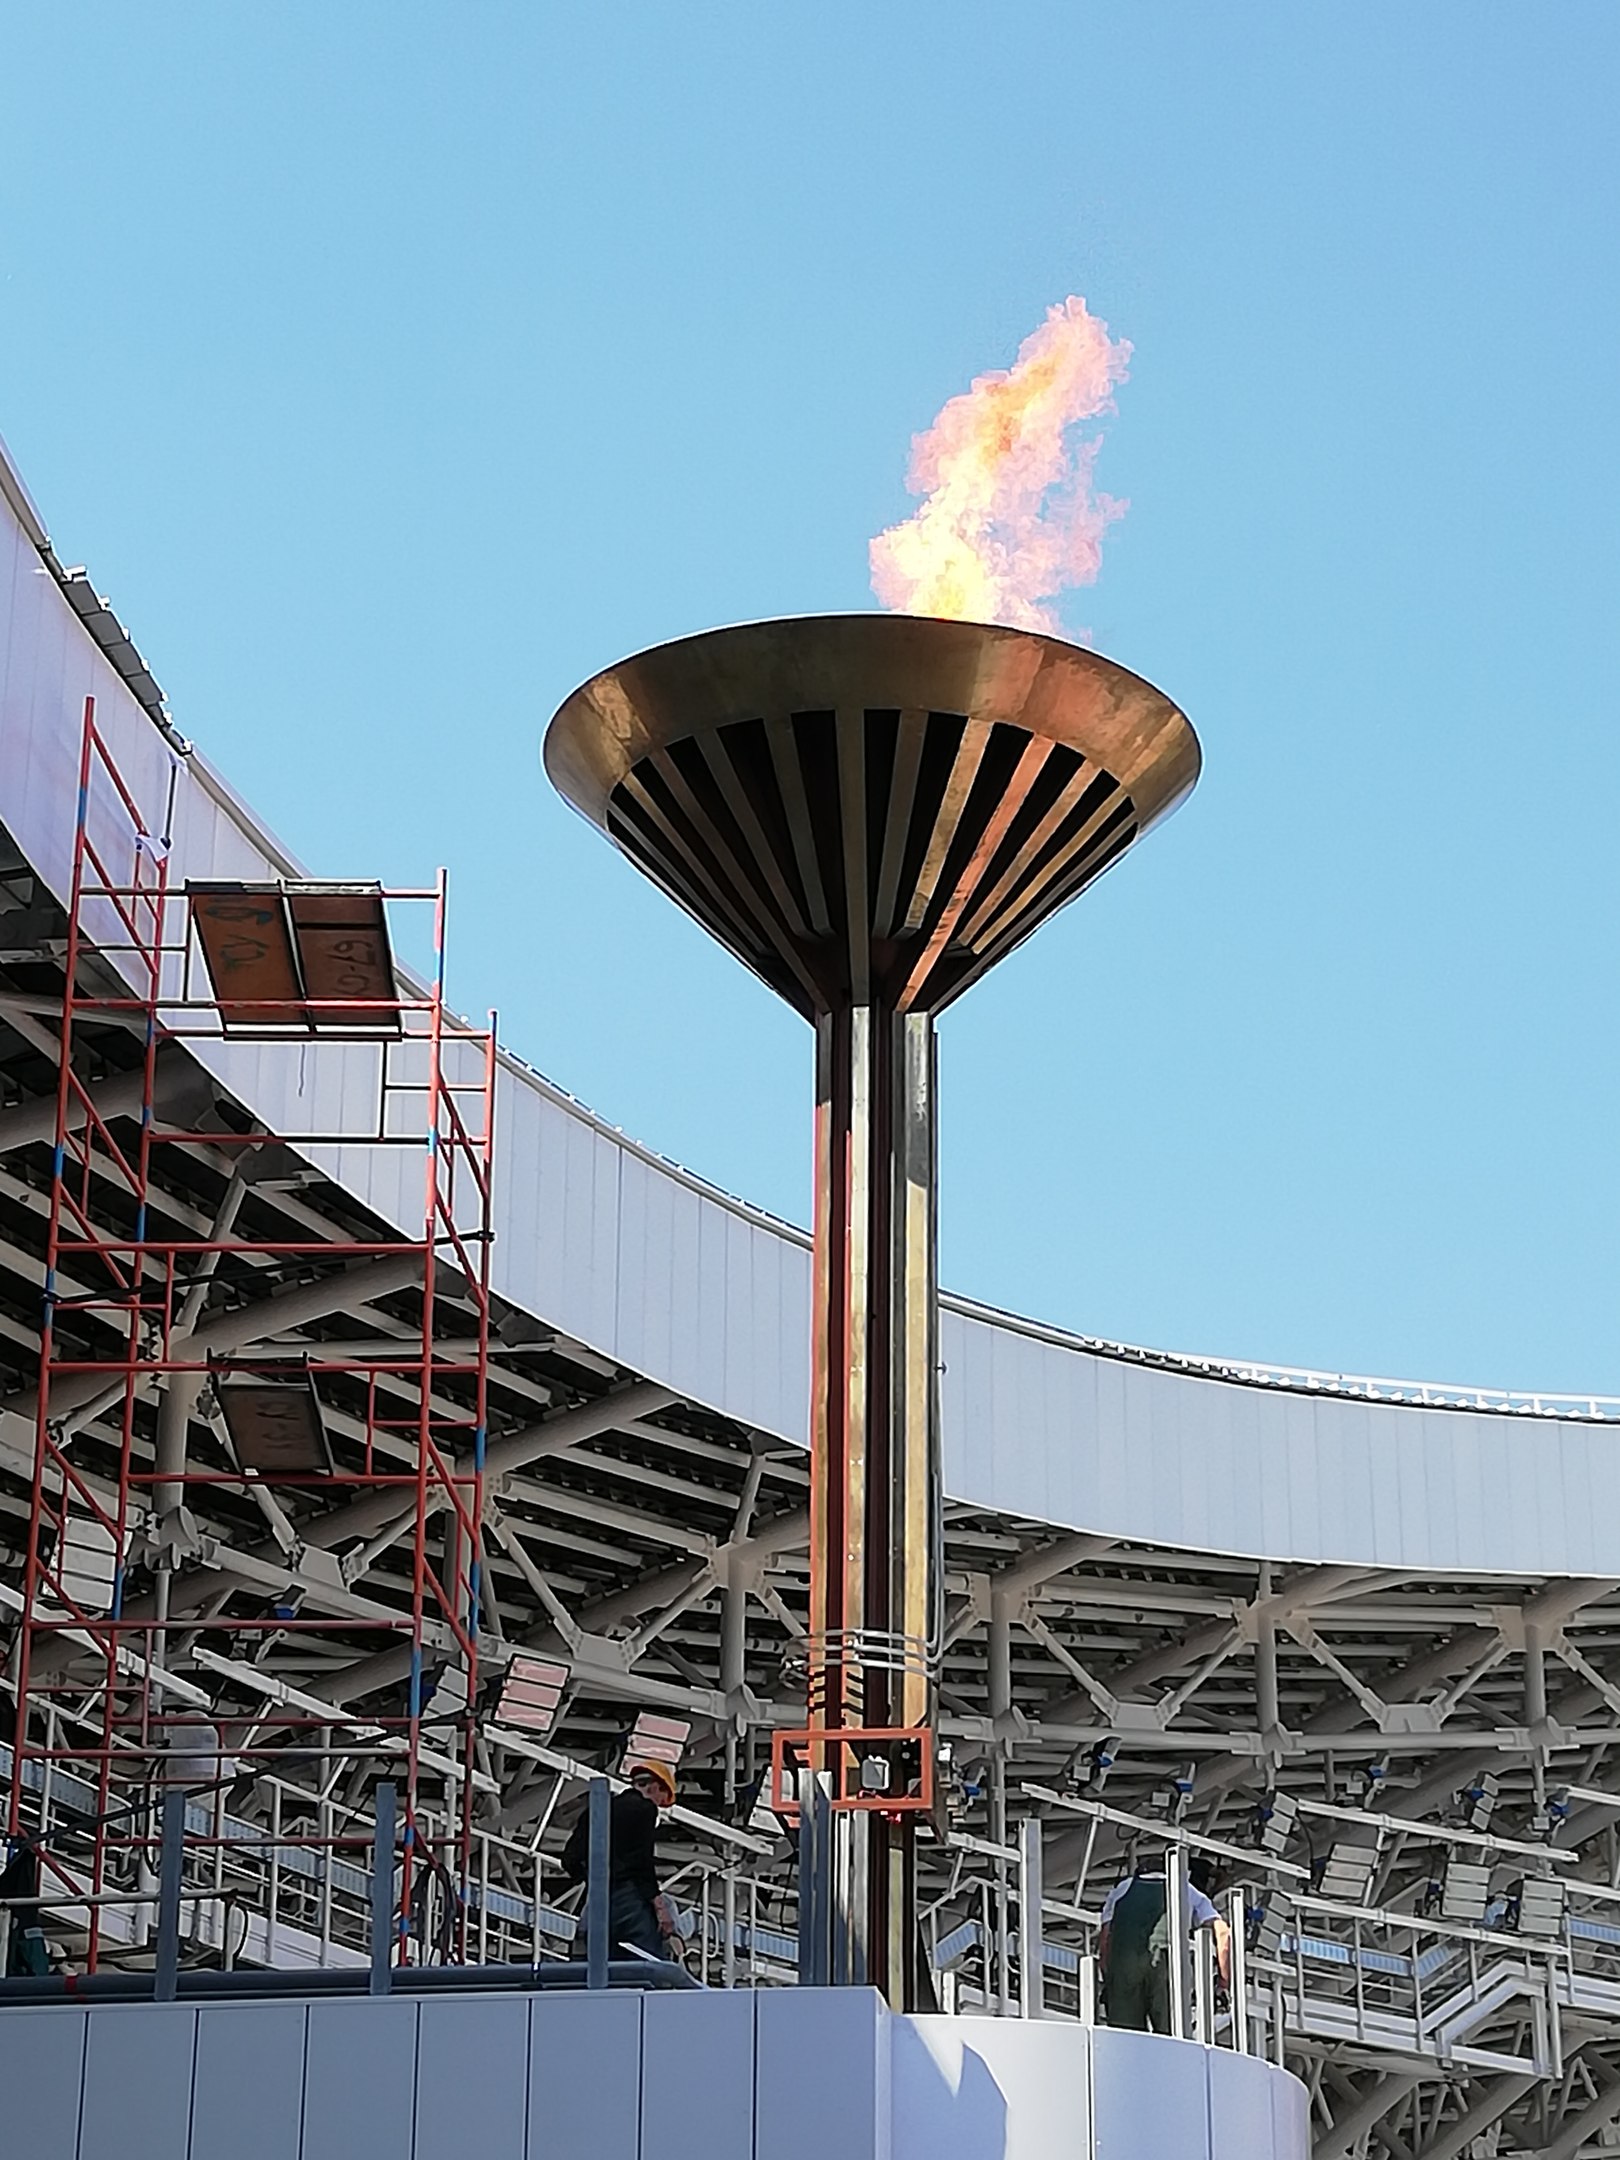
[797,1771,835,1988]
[1019,1817,1044,2019]
[1194,1924,1215,2045]
[807,1002,939,2005]
[585,1777,610,1990]
[266,1782,282,1968]
[154,1787,186,2003]
[1164,1845,1190,2040]
[478,1830,489,1964]
[992,1758,1012,2013]
[1226,1887,1249,2052]
[370,1781,396,1996]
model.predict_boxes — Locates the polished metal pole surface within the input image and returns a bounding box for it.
[546,615,1199,2007]
[811,1000,938,1993]
[809,1003,938,1735]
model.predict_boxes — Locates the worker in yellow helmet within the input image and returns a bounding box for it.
[561,1759,679,1960]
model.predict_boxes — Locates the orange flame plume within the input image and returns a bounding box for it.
[870,296,1131,634]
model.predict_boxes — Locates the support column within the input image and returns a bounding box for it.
[808,1000,940,2005]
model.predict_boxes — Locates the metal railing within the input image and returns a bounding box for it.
[0,1740,801,2000]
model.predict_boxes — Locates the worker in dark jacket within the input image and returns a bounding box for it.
[0,1840,49,1976]
[561,1761,678,1960]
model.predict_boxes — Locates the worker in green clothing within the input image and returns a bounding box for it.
[1097,1859,1220,2033]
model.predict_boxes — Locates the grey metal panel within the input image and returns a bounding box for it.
[691,1183,733,1410]
[528,1990,643,2158]
[79,2004,197,2160]
[640,1987,755,2160]
[0,2003,87,2157]
[757,1987,888,2160]
[1090,2027,1209,2159]
[559,1110,625,1364]
[191,2002,306,2160]
[772,1226,814,1440]
[301,1997,417,2160]
[938,1297,1620,1573]
[415,1993,529,2160]
[0,1985,1317,2160]
[618,1147,677,1385]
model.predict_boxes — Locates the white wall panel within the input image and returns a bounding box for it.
[1090,2028,1209,2160]
[0,1986,1309,2160]
[301,1997,417,2160]
[890,2019,1014,2160]
[758,1987,888,2160]
[415,1993,529,2160]
[4,458,1619,1578]
[894,2017,1094,2160]
[78,2004,196,2160]
[0,2003,86,2156]
[528,1991,643,2159]
[640,1988,755,2160]
[1207,2047,1280,2157]
[617,1152,675,1383]
[191,2002,306,2160]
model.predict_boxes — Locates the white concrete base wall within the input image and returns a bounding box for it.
[0,1987,1307,2160]
[894,2018,1311,2160]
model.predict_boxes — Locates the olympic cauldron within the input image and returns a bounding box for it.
[545,614,1199,2005]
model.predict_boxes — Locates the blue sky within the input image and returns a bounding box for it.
[2,5,1618,1394]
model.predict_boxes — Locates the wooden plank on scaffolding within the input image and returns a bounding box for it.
[188,882,306,1031]
[287,883,401,1033]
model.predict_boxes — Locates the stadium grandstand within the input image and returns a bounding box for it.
[3,427,1620,2160]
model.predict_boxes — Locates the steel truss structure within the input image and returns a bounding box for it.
[5,699,495,1968]
[3,608,1620,2153]
[6,791,1620,2152]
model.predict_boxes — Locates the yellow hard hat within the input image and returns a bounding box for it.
[630,1759,676,1801]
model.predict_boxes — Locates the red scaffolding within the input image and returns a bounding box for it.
[7,696,496,1971]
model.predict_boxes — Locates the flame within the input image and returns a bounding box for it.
[870,296,1131,634]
